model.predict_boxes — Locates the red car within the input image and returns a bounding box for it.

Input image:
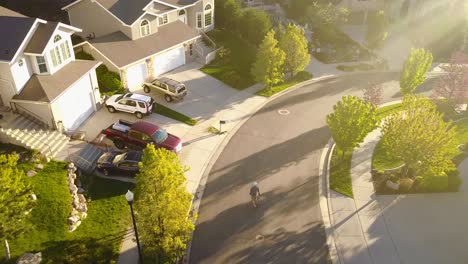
[102,120,182,153]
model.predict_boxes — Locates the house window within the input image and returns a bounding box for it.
[204,4,213,27]
[189,44,193,56]
[196,13,202,28]
[158,14,168,25]
[60,42,71,60]
[179,10,186,16]
[36,56,47,73]
[140,20,150,37]
[54,35,62,42]
[50,47,62,67]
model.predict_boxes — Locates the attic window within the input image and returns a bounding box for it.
[158,14,168,25]
[54,35,62,43]
[140,20,150,37]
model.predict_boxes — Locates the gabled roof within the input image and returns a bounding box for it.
[12,60,101,103]
[0,10,37,61]
[63,0,199,25]
[24,22,59,55]
[88,20,200,68]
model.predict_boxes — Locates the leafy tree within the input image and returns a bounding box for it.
[365,10,388,50]
[215,0,241,30]
[400,48,433,95]
[362,82,383,106]
[0,154,34,259]
[134,145,195,263]
[251,30,286,88]
[278,23,311,77]
[305,2,349,27]
[239,8,272,46]
[381,95,458,177]
[433,52,468,109]
[326,96,378,158]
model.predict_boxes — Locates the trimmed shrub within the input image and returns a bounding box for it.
[293,71,313,82]
[75,51,94,60]
[98,71,124,95]
[221,70,242,87]
[417,175,449,193]
[448,169,463,191]
[96,64,109,76]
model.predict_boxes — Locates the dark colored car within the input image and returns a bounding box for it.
[96,151,142,176]
[102,120,182,153]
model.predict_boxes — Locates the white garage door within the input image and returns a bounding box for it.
[153,46,185,76]
[127,62,148,90]
[57,75,95,131]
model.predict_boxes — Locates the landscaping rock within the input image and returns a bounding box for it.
[68,162,75,169]
[80,212,88,219]
[71,208,79,216]
[26,170,37,177]
[68,225,77,232]
[35,164,44,170]
[68,173,76,180]
[76,203,88,213]
[386,180,399,190]
[16,252,42,264]
[77,187,85,194]
[78,194,86,203]
[30,194,37,201]
[68,215,80,225]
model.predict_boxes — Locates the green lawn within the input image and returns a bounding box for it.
[372,139,404,171]
[376,103,402,119]
[455,119,468,145]
[154,104,197,126]
[1,157,134,263]
[201,29,256,90]
[329,147,353,198]
[256,72,313,97]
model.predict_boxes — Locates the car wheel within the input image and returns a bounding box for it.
[107,106,116,113]
[143,85,151,93]
[165,95,173,102]
[114,139,125,149]
[103,168,109,176]
[135,112,143,119]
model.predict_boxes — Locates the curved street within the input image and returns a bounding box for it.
[189,72,437,263]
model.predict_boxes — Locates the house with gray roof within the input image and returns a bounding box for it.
[0,6,103,132]
[62,0,215,90]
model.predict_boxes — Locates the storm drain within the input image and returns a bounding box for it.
[277,109,290,115]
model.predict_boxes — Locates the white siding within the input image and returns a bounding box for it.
[10,57,33,94]
[14,102,53,127]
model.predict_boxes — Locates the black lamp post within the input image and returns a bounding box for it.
[126,190,143,264]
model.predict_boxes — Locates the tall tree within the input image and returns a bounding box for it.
[433,51,468,108]
[400,48,433,95]
[251,30,286,88]
[326,96,378,157]
[381,95,458,177]
[215,0,241,30]
[0,154,34,260]
[362,82,383,106]
[305,2,349,27]
[239,8,272,46]
[278,23,311,77]
[365,10,389,50]
[134,145,194,263]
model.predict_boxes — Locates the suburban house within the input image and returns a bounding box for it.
[0,6,102,132]
[62,0,216,91]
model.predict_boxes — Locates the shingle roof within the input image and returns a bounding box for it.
[96,0,153,24]
[24,22,59,55]
[0,5,26,17]
[89,21,200,68]
[12,60,101,103]
[159,0,199,7]
[0,16,36,61]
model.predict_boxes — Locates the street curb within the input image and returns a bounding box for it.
[318,139,342,264]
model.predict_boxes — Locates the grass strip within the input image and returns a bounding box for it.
[329,146,354,198]
[154,104,197,126]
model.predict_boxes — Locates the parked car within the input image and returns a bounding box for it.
[102,119,182,153]
[96,151,142,176]
[143,77,187,102]
[105,93,155,119]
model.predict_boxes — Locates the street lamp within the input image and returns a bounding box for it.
[126,190,143,264]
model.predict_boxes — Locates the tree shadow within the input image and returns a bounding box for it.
[391,76,440,98]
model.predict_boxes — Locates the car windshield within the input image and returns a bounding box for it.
[152,129,168,143]
[112,153,126,164]
[177,86,186,93]
[115,95,124,102]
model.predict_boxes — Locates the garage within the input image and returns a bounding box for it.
[56,74,95,131]
[127,62,148,90]
[153,46,185,76]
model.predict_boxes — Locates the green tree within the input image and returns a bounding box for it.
[239,8,272,46]
[400,48,433,95]
[305,2,349,27]
[0,154,34,259]
[134,146,195,263]
[251,30,286,88]
[215,0,241,30]
[365,10,388,50]
[278,23,311,77]
[381,95,458,177]
[326,96,378,157]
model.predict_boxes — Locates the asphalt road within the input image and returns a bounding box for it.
[189,72,437,264]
